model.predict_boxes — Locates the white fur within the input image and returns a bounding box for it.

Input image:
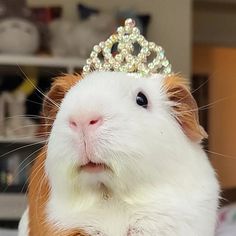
[18,208,29,236]
[30,72,220,235]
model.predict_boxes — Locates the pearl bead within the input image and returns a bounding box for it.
[132,27,140,35]
[115,54,123,62]
[125,18,135,27]
[93,45,101,53]
[149,42,155,49]
[90,51,97,58]
[99,42,105,48]
[117,26,124,34]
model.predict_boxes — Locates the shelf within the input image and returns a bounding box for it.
[0,184,27,193]
[0,54,86,73]
[0,137,45,145]
[0,193,27,219]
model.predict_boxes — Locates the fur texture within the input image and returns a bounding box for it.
[19,72,219,236]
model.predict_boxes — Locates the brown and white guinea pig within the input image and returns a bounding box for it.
[18,72,219,236]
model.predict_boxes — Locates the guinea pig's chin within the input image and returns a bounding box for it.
[77,168,114,189]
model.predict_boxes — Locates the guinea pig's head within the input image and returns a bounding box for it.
[43,72,207,200]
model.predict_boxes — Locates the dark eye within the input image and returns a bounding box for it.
[136,92,148,109]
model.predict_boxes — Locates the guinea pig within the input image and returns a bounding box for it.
[18,72,219,236]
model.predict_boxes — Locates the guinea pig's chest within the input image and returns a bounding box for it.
[47,197,138,236]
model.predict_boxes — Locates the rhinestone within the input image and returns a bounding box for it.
[162,59,169,67]
[164,66,172,74]
[159,51,165,59]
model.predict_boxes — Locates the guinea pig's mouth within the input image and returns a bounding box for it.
[80,161,110,173]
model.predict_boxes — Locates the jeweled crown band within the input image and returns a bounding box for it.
[82,18,172,76]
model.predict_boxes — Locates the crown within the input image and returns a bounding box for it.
[82,18,172,77]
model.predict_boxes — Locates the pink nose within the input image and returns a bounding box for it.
[69,117,103,131]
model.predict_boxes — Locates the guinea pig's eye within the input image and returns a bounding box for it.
[136,92,148,109]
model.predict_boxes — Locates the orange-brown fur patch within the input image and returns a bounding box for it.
[39,74,81,137]
[28,149,88,236]
[28,74,88,235]
[164,75,207,142]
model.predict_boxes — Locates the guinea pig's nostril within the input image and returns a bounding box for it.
[89,117,103,126]
[69,119,78,129]
[90,119,98,125]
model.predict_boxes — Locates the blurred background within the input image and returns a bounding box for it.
[0,0,235,235]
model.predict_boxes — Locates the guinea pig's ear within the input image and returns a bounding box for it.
[40,74,81,135]
[164,75,207,143]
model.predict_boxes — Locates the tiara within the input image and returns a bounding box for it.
[82,18,172,76]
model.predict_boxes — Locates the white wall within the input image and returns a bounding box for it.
[27,0,192,77]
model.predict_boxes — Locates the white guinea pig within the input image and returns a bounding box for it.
[19,72,219,236]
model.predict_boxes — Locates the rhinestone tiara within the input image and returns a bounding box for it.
[82,18,172,76]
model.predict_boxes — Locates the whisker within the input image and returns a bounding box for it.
[25,99,45,106]
[3,114,55,121]
[176,74,213,103]
[4,123,52,133]
[0,134,48,144]
[174,96,232,115]
[0,140,46,159]
[18,66,60,109]
[190,77,210,96]
[28,154,46,188]
[25,98,61,112]
[21,157,45,193]
[3,146,45,193]
[18,146,45,174]
[205,149,236,160]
